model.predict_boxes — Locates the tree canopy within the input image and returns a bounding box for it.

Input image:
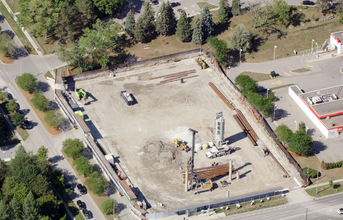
[62,139,84,160]
[235,74,258,95]
[73,157,94,177]
[275,124,293,143]
[176,11,192,42]
[218,0,231,22]
[93,0,128,15]
[156,2,176,36]
[230,24,253,52]
[125,10,136,38]
[17,73,38,93]
[207,36,229,66]
[200,6,215,40]
[6,100,17,113]
[44,110,63,129]
[31,92,50,112]
[11,113,25,127]
[85,171,108,196]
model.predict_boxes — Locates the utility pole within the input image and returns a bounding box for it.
[273,45,277,60]
[316,169,319,194]
[305,208,308,220]
[189,128,198,190]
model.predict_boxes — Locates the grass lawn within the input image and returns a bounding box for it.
[16,126,29,141]
[196,2,218,10]
[62,151,119,220]
[291,68,311,73]
[7,0,19,12]
[239,71,274,82]
[295,155,343,185]
[216,196,287,216]
[306,181,343,197]
[0,4,36,54]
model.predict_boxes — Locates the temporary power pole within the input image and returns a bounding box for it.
[189,128,198,190]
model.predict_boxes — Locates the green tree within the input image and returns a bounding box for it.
[30,175,51,197]
[44,110,63,129]
[92,0,128,15]
[11,113,25,127]
[37,146,49,161]
[134,17,147,42]
[207,36,230,66]
[62,139,84,160]
[0,200,10,220]
[275,124,293,143]
[176,11,192,42]
[232,0,241,16]
[36,194,61,219]
[0,91,6,103]
[9,196,22,220]
[101,198,116,214]
[340,13,343,24]
[73,157,94,177]
[31,92,50,112]
[156,1,176,36]
[329,179,334,188]
[272,0,291,26]
[85,172,109,195]
[6,100,17,113]
[2,177,16,202]
[0,33,16,58]
[230,24,253,52]
[235,75,258,95]
[288,130,313,156]
[10,183,28,204]
[200,6,215,39]
[298,121,306,133]
[140,1,156,39]
[246,92,273,116]
[125,10,136,37]
[0,162,7,185]
[23,191,41,220]
[191,18,204,45]
[218,0,230,22]
[17,73,38,93]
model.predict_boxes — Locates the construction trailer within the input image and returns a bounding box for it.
[75,88,87,100]
[121,91,134,106]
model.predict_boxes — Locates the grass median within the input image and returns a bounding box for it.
[306,181,343,198]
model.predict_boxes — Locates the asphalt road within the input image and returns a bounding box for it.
[227,192,343,220]
[0,16,106,220]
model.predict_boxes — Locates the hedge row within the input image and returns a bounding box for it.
[321,160,343,170]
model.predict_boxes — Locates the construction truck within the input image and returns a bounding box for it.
[173,138,188,151]
[195,58,207,69]
[206,144,235,159]
[194,178,213,194]
[75,89,87,100]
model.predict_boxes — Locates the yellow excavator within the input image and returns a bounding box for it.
[173,138,188,151]
[195,58,207,69]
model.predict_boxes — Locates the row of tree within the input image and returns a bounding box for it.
[17,73,63,129]
[0,146,68,220]
[62,139,109,196]
[275,122,313,156]
[18,0,128,43]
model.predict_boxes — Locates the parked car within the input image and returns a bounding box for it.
[170,2,180,7]
[82,209,93,219]
[177,8,183,15]
[5,92,13,100]
[23,120,32,129]
[77,184,87,195]
[302,0,315,5]
[150,0,158,5]
[76,200,86,210]
[338,208,343,214]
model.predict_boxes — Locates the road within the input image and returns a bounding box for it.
[227,192,343,220]
[0,16,106,220]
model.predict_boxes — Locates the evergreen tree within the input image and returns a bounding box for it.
[23,191,40,220]
[156,2,167,35]
[176,11,192,42]
[9,197,22,220]
[218,0,230,21]
[192,18,204,45]
[164,1,177,35]
[125,10,135,37]
[232,0,241,16]
[141,0,156,37]
[230,24,253,52]
[200,6,215,39]
[0,200,10,220]
[134,17,147,42]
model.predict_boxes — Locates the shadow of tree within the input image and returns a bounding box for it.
[47,100,59,111]
[0,15,4,23]
[2,30,14,39]
[115,203,127,214]
[214,21,231,36]
[12,46,29,60]
[274,109,290,121]
[312,141,328,154]
[104,182,117,196]
[36,81,50,93]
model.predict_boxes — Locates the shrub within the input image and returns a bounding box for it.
[73,157,93,177]
[62,139,84,160]
[6,100,17,113]
[101,198,116,215]
[302,167,318,178]
[11,113,24,127]
[85,172,109,196]
[17,73,38,92]
[32,92,50,111]
[44,110,63,129]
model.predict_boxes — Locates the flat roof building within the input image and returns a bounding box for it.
[330,31,343,54]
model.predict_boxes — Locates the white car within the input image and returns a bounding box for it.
[337,208,343,214]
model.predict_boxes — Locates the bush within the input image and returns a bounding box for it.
[329,180,333,188]
[17,73,38,92]
[73,157,93,177]
[101,198,116,215]
[302,167,318,178]
[6,100,17,113]
[32,92,50,111]
[85,172,109,196]
[44,110,63,129]
[11,113,24,127]
[62,139,84,160]
[322,161,343,170]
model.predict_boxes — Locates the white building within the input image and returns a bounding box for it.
[330,31,343,54]
[289,85,343,139]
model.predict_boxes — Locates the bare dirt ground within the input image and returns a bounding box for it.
[74,58,293,211]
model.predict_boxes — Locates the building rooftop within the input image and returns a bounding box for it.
[332,31,343,43]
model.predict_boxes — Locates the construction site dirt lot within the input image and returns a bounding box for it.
[73,58,292,211]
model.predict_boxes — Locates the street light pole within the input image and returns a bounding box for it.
[315,42,318,56]
[239,49,242,65]
[267,88,269,98]
[273,45,277,60]
[311,39,315,53]
[272,104,277,122]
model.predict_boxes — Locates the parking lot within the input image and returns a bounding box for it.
[72,58,292,210]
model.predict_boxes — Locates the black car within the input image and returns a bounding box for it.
[82,209,93,219]
[302,0,315,5]
[151,0,158,5]
[77,184,87,195]
[6,93,13,100]
[76,200,86,209]
[170,2,180,7]
[23,120,32,129]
